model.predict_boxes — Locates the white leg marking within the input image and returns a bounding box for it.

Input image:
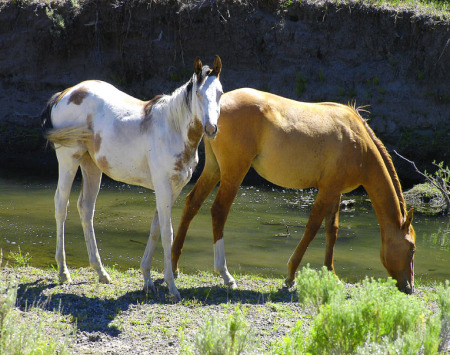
[214,238,236,288]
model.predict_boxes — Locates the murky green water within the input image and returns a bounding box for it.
[0,178,449,284]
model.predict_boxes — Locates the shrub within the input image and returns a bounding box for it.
[274,277,441,354]
[0,276,71,354]
[436,280,450,352]
[308,278,441,354]
[181,306,258,355]
[295,265,345,307]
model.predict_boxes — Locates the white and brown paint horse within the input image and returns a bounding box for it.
[41,56,223,301]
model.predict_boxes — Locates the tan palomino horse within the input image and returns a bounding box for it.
[172,88,416,294]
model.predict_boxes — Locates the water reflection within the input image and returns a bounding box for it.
[0,178,448,284]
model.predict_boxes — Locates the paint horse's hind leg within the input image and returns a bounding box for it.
[141,210,160,293]
[54,149,81,283]
[324,195,341,272]
[78,154,111,283]
[286,189,341,287]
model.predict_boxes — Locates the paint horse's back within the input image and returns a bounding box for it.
[50,80,154,188]
[212,88,372,193]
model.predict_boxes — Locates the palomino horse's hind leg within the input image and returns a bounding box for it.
[172,166,220,277]
[286,190,341,287]
[78,154,111,284]
[54,149,80,283]
[141,210,160,293]
[323,195,341,272]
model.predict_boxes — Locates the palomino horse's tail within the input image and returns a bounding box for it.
[351,105,407,217]
[41,91,92,148]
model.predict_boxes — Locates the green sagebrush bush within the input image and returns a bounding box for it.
[272,268,442,355]
[295,264,345,307]
[181,306,258,355]
[0,275,70,354]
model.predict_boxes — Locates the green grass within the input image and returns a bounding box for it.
[330,0,449,19]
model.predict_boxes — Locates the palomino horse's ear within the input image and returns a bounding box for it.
[212,55,222,77]
[402,208,414,230]
[194,57,203,80]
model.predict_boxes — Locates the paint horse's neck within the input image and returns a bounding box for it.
[158,76,202,143]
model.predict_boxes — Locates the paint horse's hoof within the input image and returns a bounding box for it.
[285,277,296,288]
[143,283,157,294]
[169,291,182,303]
[225,280,237,289]
[99,275,111,284]
[59,272,72,284]
[173,269,179,279]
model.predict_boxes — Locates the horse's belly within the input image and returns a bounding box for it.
[92,148,154,190]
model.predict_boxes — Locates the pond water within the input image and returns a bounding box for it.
[0,177,449,284]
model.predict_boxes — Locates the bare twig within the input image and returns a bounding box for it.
[394,150,450,213]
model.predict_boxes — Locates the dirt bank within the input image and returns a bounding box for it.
[0,0,449,184]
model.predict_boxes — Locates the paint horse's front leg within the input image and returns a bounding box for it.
[142,180,181,302]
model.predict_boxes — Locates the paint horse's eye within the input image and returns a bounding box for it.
[196,91,201,99]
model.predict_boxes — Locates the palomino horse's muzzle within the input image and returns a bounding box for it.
[205,123,218,138]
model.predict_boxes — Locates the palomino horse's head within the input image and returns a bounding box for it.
[381,208,416,294]
[192,56,223,139]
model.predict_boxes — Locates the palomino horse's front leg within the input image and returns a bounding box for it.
[209,159,252,288]
[323,196,341,272]
[78,156,111,283]
[286,190,341,286]
[172,165,220,277]
[141,210,160,293]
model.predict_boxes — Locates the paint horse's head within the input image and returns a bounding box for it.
[192,56,223,139]
[381,208,416,294]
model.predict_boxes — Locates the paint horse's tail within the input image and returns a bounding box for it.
[40,92,60,132]
[45,125,92,147]
[40,91,92,148]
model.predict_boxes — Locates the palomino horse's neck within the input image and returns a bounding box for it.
[363,152,404,239]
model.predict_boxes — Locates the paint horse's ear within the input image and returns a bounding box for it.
[194,57,203,81]
[212,55,222,77]
[402,208,414,230]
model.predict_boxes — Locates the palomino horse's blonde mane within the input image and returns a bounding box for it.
[348,104,407,218]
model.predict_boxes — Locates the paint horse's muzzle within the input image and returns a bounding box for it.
[205,123,218,138]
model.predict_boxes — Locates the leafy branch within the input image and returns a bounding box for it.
[394,150,449,214]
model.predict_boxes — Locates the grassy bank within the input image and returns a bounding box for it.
[1,265,449,354]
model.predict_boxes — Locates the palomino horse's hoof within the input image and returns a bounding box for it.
[285,278,295,288]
